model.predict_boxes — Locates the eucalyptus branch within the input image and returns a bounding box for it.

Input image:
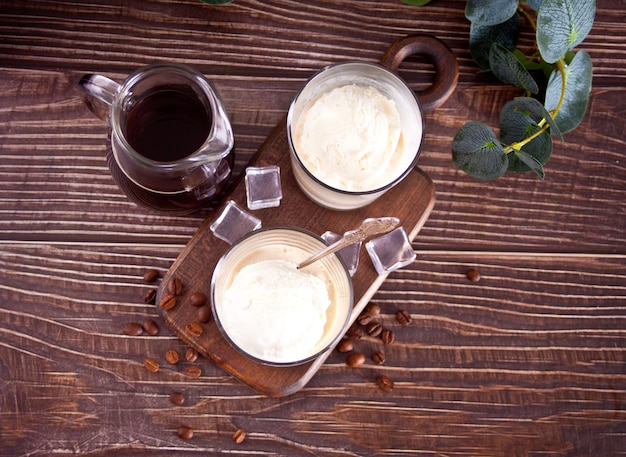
[505,57,568,154]
[449,0,595,181]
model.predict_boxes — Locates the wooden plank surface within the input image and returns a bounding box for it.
[1,0,625,455]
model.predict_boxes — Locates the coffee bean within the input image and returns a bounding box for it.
[142,319,159,336]
[143,288,157,304]
[177,425,193,440]
[396,309,411,326]
[371,351,386,365]
[143,268,159,283]
[184,365,202,378]
[197,305,211,323]
[346,352,365,367]
[357,312,373,326]
[336,338,354,353]
[190,291,207,307]
[185,347,199,363]
[170,391,185,406]
[168,277,184,296]
[364,303,381,316]
[186,321,203,337]
[366,322,382,337]
[376,375,394,391]
[160,294,177,311]
[165,349,180,364]
[232,428,246,444]
[346,325,363,340]
[143,357,159,373]
[381,329,395,345]
[466,268,481,282]
[123,322,143,336]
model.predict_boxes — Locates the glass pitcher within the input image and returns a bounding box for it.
[79,62,234,215]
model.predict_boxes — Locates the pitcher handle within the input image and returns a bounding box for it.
[381,34,458,113]
[78,74,120,122]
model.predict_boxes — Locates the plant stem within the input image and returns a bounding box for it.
[503,57,567,154]
[518,4,537,32]
[503,2,569,155]
[550,59,567,117]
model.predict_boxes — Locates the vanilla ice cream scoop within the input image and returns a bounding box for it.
[293,84,403,191]
[220,259,331,362]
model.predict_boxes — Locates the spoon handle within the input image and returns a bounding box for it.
[297,238,353,270]
[297,217,400,269]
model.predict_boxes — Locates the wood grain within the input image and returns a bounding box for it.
[1,0,625,456]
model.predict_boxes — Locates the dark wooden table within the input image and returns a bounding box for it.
[1,1,625,455]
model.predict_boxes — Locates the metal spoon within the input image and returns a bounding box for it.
[297,217,400,269]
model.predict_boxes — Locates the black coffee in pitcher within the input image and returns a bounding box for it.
[126,86,212,163]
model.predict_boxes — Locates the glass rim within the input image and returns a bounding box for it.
[111,62,227,171]
[210,226,354,367]
[286,61,426,196]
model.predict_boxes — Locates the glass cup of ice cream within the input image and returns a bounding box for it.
[287,62,425,210]
[210,227,353,366]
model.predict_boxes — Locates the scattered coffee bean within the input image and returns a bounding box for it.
[357,312,373,326]
[123,322,143,336]
[346,352,365,367]
[165,349,180,364]
[346,325,363,340]
[177,425,193,440]
[232,428,246,444]
[168,277,184,296]
[364,303,381,316]
[337,338,354,353]
[143,357,159,373]
[185,347,199,363]
[396,309,411,326]
[466,268,481,282]
[170,391,185,406]
[371,351,386,365]
[190,291,207,307]
[376,375,394,391]
[186,321,203,338]
[142,319,159,336]
[160,294,177,311]
[381,329,395,345]
[143,268,159,283]
[197,305,211,323]
[143,288,157,305]
[366,322,383,337]
[184,365,202,378]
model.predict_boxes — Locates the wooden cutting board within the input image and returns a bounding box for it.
[154,33,459,395]
[155,117,435,396]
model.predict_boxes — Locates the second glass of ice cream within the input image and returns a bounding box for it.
[287,62,425,210]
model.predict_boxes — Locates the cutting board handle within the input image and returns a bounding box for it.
[381,34,458,112]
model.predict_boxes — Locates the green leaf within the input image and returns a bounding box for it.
[466,0,519,26]
[537,0,596,63]
[452,122,508,181]
[526,0,544,11]
[400,0,432,5]
[512,49,543,71]
[510,96,563,140]
[500,100,553,172]
[489,43,539,93]
[200,0,233,4]
[513,149,546,179]
[470,13,520,68]
[544,50,593,133]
